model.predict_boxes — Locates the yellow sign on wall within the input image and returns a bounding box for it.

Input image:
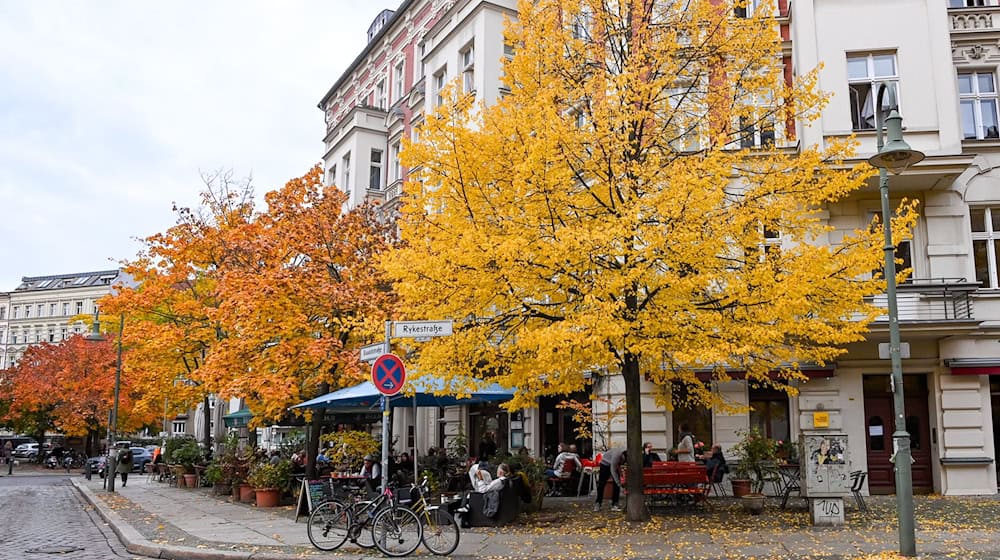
[813,411,830,428]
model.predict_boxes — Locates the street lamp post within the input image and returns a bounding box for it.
[85,311,124,494]
[867,83,925,557]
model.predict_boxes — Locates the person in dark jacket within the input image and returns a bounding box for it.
[700,443,728,482]
[116,445,134,487]
[642,442,662,467]
[594,448,626,512]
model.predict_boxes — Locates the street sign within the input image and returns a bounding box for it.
[371,353,406,396]
[878,342,910,360]
[359,342,388,363]
[392,320,453,338]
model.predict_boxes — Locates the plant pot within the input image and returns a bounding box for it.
[239,483,255,503]
[730,479,752,498]
[741,494,766,515]
[183,474,198,488]
[255,487,281,507]
[232,485,241,500]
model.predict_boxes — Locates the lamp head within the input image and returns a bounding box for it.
[868,109,925,174]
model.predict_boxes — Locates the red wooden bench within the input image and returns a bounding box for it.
[625,462,710,507]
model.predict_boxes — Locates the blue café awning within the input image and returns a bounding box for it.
[290,377,515,411]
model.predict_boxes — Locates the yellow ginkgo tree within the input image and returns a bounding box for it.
[385,0,916,521]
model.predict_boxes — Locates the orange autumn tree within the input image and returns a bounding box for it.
[386,0,918,521]
[3,334,147,454]
[101,171,257,447]
[204,166,396,475]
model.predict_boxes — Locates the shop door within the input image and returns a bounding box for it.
[863,375,933,494]
[991,378,1000,487]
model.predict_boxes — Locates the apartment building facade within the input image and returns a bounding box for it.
[320,0,1000,495]
[2,270,127,369]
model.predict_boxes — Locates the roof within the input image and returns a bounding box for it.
[15,269,124,292]
[317,0,417,109]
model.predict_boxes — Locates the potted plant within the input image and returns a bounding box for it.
[167,438,203,488]
[730,428,778,514]
[508,454,547,512]
[248,460,291,507]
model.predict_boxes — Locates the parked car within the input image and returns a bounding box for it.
[13,442,39,459]
[129,447,153,473]
[86,455,108,478]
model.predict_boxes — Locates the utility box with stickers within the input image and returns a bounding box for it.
[800,433,850,496]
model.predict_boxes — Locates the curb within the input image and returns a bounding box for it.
[71,478,315,560]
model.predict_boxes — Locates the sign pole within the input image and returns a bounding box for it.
[380,320,391,493]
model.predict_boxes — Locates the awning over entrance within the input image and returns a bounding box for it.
[946,358,1000,375]
[222,407,252,428]
[692,368,835,382]
[290,377,515,411]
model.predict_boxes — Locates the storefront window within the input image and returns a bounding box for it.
[749,386,790,441]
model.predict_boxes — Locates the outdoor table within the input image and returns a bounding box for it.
[777,463,801,509]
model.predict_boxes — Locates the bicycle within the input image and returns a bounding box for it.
[405,477,460,555]
[307,482,423,557]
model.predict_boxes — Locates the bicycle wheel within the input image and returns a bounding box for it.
[421,508,460,556]
[372,506,423,557]
[348,506,376,549]
[307,500,351,551]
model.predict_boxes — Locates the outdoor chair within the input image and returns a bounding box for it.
[144,462,158,483]
[546,461,578,497]
[708,464,728,497]
[849,470,868,513]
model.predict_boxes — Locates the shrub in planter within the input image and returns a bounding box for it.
[169,439,204,475]
[248,460,291,491]
[730,428,778,499]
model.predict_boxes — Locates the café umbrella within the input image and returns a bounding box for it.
[291,376,516,482]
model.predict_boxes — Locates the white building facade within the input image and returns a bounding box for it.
[321,0,1000,495]
[2,270,126,369]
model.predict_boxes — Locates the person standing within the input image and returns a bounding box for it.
[116,445,133,487]
[2,441,11,475]
[675,423,696,463]
[593,447,626,512]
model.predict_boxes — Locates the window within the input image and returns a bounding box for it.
[749,386,790,441]
[433,68,447,106]
[734,0,762,17]
[342,153,351,191]
[870,210,913,280]
[327,164,336,186]
[393,61,405,103]
[390,141,402,182]
[62,302,69,315]
[959,72,999,140]
[461,44,475,94]
[950,0,998,6]
[12,307,18,319]
[37,304,43,317]
[415,43,425,81]
[972,207,1000,289]
[375,79,386,110]
[847,53,898,131]
[670,382,712,448]
[0,307,4,320]
[739,116,775,148]
[571,7,593,40]
[49,303,56,316]
[369,149,383,190]
[172,421,186,435]
[75,301,83,314]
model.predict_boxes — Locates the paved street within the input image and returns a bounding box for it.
[0,473,130,560]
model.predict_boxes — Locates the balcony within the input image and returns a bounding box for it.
[867,278,978,324]
[385,179,403,203]
[950,5,1000,34]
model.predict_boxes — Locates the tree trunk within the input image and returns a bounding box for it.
[203,395,212,451]
[305,382,329,480]
[622,352,649,522]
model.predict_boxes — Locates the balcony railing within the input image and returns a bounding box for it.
[385,179,403,203]
[950,6,1000,33]
[867,278,978,323]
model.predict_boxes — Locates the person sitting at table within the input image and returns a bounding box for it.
[360,454,381,493]
[544,443,581,493]
[642,442,662,467]
[469,459,493,492]
[699,443,728,482]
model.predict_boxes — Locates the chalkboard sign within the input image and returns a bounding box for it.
[295,478,334,521]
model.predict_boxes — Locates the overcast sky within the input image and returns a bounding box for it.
[0,1,383,290]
